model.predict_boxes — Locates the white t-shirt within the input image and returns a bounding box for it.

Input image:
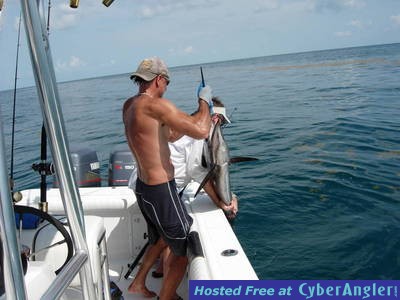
[128,136,208,191]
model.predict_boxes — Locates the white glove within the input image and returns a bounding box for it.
[198,85,213,106]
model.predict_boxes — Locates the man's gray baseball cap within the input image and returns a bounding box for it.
[130,57,170,82]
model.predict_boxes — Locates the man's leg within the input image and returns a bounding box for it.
[128,238,167,297]
[158,252,188,300]
[161,247,171,275]
[152,246,171,278]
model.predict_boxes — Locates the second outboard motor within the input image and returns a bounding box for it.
[53,145,101,188]
[108,145,136,186]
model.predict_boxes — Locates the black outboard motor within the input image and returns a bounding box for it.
[108,145,136,186]
[53,145,101,188]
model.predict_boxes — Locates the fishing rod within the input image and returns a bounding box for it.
[46,0,51,33]
[10,12,22,195]
[39,0,53,211]
[200,66,205,87]
[31,0,54,212]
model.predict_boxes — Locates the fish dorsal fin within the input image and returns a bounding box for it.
[194,165,216,198]
[229,156,259,164]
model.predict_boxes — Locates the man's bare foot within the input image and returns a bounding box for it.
[127,282,157,298]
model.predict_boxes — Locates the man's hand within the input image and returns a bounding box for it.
[197,85,213,107]
[220,194,238,220]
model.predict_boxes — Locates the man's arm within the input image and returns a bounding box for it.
[168,103,210,142]
[150,98,211,140]
[203,181,238,219]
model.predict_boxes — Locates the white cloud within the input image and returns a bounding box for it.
[2,15,22,34]
[390,14,400,26]
[99,59,117,68]
[69,56,84,67]
[138,3,179,19]
[349,19,363,28]
[138,0,218,19]
[254,0,279,13]
[184,46,194,54]
[50,3,79,30]
[305,0,365,12]
[54,14,77,30]
[168,46,195,55]
[335,31,352,37]
[14,16,22,30]
[56,55,86,70]
[140,6,157,18]
[342,0,365,9]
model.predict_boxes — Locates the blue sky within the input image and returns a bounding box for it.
[0,0,399,91]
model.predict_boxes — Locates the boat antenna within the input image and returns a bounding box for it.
[10,11,22,195]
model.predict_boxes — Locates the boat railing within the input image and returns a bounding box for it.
[41,251,88,300]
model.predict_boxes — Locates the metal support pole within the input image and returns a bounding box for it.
[41,251,88,300]
[20,0,96,298]
[0,110,27,300]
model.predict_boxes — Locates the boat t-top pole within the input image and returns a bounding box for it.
[0,112,27,300]
[20,0,96,298]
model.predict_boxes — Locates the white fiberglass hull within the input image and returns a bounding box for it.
[14,183,257,299]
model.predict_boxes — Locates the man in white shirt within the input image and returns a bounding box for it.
[169,134,238,218]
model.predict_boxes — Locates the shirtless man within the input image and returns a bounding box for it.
[123,57,211,299]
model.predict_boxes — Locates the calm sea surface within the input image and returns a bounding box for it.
[1,43,399,279]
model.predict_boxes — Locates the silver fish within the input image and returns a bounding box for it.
[194,120,259,205]
[195,120,232,205]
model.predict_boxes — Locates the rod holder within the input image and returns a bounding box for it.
[102,0,115,7]
[70,0,79,8]
[39,201,48,213]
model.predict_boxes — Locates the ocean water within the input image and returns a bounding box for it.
[1,43,399,280]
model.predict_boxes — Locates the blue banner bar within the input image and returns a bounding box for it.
[189,280,399,299]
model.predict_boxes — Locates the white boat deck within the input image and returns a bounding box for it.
[16,185,256,300]
[109,262,187,300]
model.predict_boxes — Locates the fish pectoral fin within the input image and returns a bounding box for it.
[194,165,216,198]
[229,156,259,164]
